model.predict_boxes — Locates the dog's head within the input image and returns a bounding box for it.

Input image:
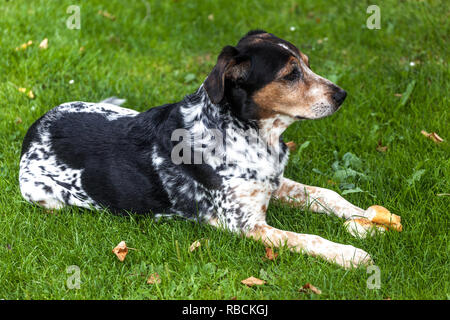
[204,30,346,121]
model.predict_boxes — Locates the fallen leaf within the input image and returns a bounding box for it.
[16,40,33,51]
[98,10,116,20]
[264,247,278,261]
[18,87,35,99]
[394,93,402,97]
[327,179,337,186]
[437,193,450,197]
[230,296,237,300]
[147,273,161,284]
[376,140,388,152]
[421,130,444,143]
[112,241,128,261]
[189,240,201,252]
[27,90,35,99]
[39,38,48,49]
[299,283,322,295]
[241,276,266,287]
[208,14,214,21]
[79,46,85,52]
[15,117,22,124]
[285,141,297,151]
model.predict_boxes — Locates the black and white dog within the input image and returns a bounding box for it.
[19,30,401,268]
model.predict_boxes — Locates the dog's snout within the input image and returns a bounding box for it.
[332,89,347,106]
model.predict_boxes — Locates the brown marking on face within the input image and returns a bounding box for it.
[248,39,342,120]
[261,204,267,212]
[253,71,331,120]
[299,52,310,68]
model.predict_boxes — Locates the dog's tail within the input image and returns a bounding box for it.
[99,96,126,106]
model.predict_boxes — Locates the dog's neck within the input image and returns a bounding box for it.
[185,85,293,147]
[257,115,295,147]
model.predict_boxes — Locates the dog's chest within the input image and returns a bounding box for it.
[200,124,289,228]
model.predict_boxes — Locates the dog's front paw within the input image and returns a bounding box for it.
[331,245,373,269]
[344,218,387,238]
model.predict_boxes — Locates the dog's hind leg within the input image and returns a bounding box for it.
[19,175,66,210]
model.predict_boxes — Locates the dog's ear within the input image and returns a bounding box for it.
[204,46,250,104]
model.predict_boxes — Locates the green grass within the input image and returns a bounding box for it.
[0,0,448,299]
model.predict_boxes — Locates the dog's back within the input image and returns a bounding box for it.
[19,101,173,214]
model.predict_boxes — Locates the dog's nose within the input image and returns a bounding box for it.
[332,89,347,106]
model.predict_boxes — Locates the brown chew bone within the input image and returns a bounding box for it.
[367,205,402,232]
[344,205,402,238]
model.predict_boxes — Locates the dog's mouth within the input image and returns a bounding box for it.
[294,115,308,120]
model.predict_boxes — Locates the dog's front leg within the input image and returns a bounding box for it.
[208,180,372,269]
[273,177,402,235]
[246,222,373,269]
[274,177,366,219]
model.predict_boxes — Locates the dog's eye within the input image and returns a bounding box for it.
[283,67,301,81]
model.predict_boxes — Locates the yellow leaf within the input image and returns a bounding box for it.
[27,90,35,99]
[147,273,161,284]
[264,247,278,261]
[189,240,201,252]
[421,130,444,143]
[241,276,266,287]
[39,38,48,49]
[299,283,322,295]
[112,241,128,261]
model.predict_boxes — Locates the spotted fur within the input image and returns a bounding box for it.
[19,30,385,269]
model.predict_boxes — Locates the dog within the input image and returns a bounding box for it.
[19,30,402,269]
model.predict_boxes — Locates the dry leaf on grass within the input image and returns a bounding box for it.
[18,87,35,99]
[264,247,278,261]
[15,40,33,51]
[147,273,161,284]
[112,241,128,261]
[421,130,444,143]
[376,140,388,153]
[285,141,297,151]
[299,283,322,295]
[98,10,116,20]
[436,193,450,197]
[39,38,48,49]
[241,276,266,287]
[327,179,337,186]
[27,90,35,99]
[189,240,202,252]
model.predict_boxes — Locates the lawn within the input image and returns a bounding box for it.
[0,0,448,300]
